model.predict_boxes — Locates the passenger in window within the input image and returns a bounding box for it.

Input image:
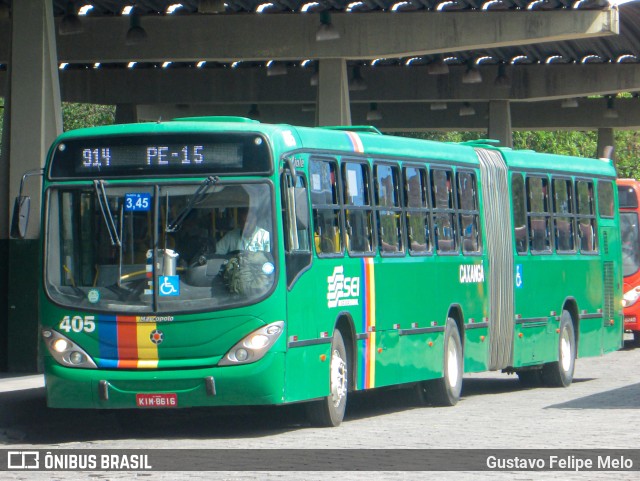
[216,207,270,254]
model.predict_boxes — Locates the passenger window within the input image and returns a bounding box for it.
[431,168,457,253]
[310,159,343,256]
[281,170,312,287]
[512,173,528,254]
[576,180,598,253]
[343,162,374,255]
[404,166,431,255]
[457,171,481,254]
[375,164,404,255]
[553,178,575,253]
[597,180,615,218]
[527,176,551,253]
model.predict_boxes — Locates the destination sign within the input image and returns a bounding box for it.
[78,143,243,170]
[48,133,272,178]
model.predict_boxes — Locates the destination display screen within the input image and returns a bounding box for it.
[49,133,272,178]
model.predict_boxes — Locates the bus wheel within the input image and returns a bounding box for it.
[418,318,463,406]
[306,330,348,427]
[633,332,640,348]
[541,311,576,387]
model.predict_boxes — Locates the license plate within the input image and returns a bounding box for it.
[136,393,177,408]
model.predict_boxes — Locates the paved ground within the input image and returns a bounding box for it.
[0,336,638,480]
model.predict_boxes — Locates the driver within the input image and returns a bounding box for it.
[216,206,270,255]
[175,211,215,265]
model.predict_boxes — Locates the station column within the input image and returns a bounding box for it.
[0,0,63,371]
[316,59,351,126]
[488,100,513,148]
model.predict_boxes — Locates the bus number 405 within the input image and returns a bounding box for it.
[59,315,96,333]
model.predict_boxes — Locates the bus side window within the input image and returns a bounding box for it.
[343,162,374,255]
[310,158,343,256]
[281,168,312,287]
[576,179,598,253]
[552,177,576,253]
[375,163,404,255]
[457,170,481,254]
[512,173,528,254]
[597,180,615,218]
[403,166,431,255]
[432,168,457,253]
[527,175,551,253]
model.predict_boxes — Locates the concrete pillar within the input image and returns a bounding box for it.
[3,0,63,372]
[488,100,513,148]
[115,104,138,124]
[316,59,351,127]
[597,127,615,163]
[0,37,9,373]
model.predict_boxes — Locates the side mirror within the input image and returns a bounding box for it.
[10,169,43,239]
[10,196,31,239]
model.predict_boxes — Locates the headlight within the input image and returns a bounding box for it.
[218,321,284,366]
[42,329,97,369]
[623,287,640,308]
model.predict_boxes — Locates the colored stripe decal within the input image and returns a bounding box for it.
[346,131,364,153]
[98,315,118,362]
[136,321,159,368]
[361,257,376,389]
[97,316,158,369]
[118,316,138,368]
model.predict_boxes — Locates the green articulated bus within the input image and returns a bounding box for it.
[20,116,623,427]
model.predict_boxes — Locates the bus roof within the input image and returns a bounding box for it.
[54,117,615,178]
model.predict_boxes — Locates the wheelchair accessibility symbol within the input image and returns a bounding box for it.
[515,264,523,289]
[159,276,180,296]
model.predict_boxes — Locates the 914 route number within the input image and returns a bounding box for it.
[59,315,96,333]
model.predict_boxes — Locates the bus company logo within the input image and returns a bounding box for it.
[459,263,485,284]
[139,316,174,323]
[327,266,361,308]
[150,329,164,345]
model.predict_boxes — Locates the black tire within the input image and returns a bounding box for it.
[633,332,640,348]
[306,330,348,427]
[418,318,463,406]
[541,310,576,387]
[516,369,542,387]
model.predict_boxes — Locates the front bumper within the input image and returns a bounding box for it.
[44,352,285,409]
[624,314,640,332]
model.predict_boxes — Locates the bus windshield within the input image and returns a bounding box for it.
[45,181,275,313]
[620,211,640,277]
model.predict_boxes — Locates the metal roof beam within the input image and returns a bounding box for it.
[135,98,640,131]
[0,9,619,63]
[48,63,640,104]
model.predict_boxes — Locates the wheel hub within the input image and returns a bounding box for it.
[330,348,347,407]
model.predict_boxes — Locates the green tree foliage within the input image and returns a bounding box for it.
[614,131,640,179]
[62,103,115,132]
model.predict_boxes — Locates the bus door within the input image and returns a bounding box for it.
[280,163,329,402]
[475,148,515,370]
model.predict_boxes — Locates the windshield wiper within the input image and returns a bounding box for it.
[93,180,121,246]
[166,176,219,233]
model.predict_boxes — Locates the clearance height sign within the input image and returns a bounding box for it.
[2,450,639,472]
